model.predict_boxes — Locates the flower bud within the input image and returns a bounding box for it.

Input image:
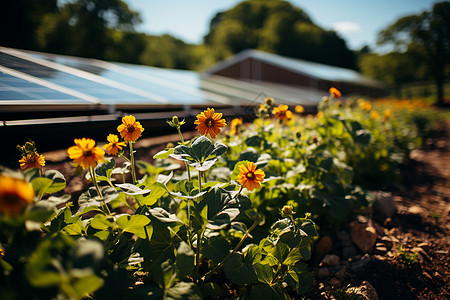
[172,116,180,126]
[282,205,294,215]
[264,97,274,107]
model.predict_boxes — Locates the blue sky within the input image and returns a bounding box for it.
[127,0,440,51]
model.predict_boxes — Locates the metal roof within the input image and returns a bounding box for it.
[205,49,384,88]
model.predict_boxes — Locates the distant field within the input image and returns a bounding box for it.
[398,81,450,103]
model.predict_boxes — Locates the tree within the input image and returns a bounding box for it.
[377,1,450,106]
[204,0,356,69]
[358,52,416,97]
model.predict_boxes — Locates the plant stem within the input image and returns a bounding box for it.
[201,218,259,282]
[176,126,192,229]
[129,142,137,184]
[194,228,203,280]
[90,166,111,215]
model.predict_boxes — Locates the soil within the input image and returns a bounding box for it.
[40,126,450,300]
[308,122,450,300]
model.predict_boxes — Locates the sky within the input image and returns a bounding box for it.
[127,0,441,51]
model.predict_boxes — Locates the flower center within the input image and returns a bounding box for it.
[246,172,255,180]
[206,118,214,128]
[84,150,92,157]
[127,125,135,132]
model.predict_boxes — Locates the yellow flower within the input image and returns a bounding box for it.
[117,115,144,142]
[103,134,126,156]
[295,105,305,113]
[358,99,372,111]
[272,104,293,121]
[0,175,34,216]
[237,162,265,191]
[19,153,45,170]
[194,108,227,139]
[329,87,341,98]
[67,138,104,169]
[317,111,324,119]
[230,118,243,135]
[384,109,391,121]
[371,110,380,120]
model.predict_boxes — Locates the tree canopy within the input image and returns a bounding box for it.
[204,0,356,69]
[371,1,450,105]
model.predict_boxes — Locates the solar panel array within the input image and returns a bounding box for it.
[0,47,325,115]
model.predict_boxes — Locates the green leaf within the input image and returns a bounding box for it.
[223,254,259,285]
[116,183,151,195]
[202,235,231,264]
[86,158,115,182]
[116,215,151,239]
[136,160,165,175]
[43,170,66,194]
[175,242,194,280]
[171,136,227,171]
[90,214,113,230]
[31,177,53,195]
[165,282,202,300]
[153,148,174,159]
[62,223,83,235]
[72,274,104,298]
[283,248,302,266]
[250,283,290,300]
[253,263,274,284]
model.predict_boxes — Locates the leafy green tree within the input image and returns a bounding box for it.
[358,52,416,97]
[1,0,58,50]
[377,1,450,106]
[204,0,356,69]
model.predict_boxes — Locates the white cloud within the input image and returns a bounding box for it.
[332,22,361,34]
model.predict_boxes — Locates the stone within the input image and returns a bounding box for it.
[329,277,342,287]
[417,242,430,251]
[371,191,396,217]
[350,255,371,272]
[408,205,426,215]
[317,267,330,278]
[381,236,394,249]
[335,266,347,279]
[315,236,333,258]
[337,230,351,241]
[321,254,341,266]
[353,281,379,300]
[383,217,395,228]
[342,246,358,259]
[375,246,387,253]
[351,222,377,252]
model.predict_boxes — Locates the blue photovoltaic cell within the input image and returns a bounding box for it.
[30,53,211,105]
[0,52,162,104]
[0,73,87,102]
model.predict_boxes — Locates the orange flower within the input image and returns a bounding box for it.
[230,118,243,135]
[117,115,144,142]
[67,138,104,169]
[272,104,293,121]
[295,105,305,113]
[0,175,34,216]
[19,153,45,170]
[237,162,265,191]
[194,108,227,139]
[103,134,126,155]
[371,110,380,120]
[329,87,341,98]
[384,109,391,121]
[317,111,324,119]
